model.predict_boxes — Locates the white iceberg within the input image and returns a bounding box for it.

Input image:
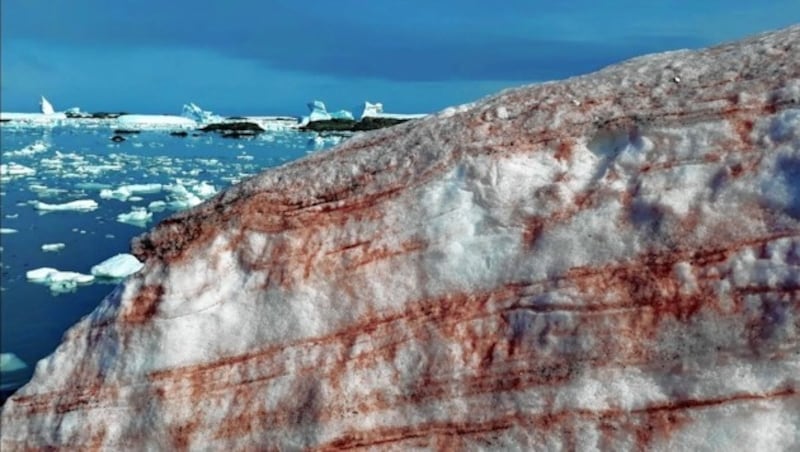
[0,353,27,373]
[40,96,55,115]
[0,228,18,234]
[181,102,222,124]
[300,100,354,125]
[356,101,427,121]
[33,199,98,212]
[91,253,144,279]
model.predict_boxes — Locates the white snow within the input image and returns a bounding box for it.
[90,253,144,279]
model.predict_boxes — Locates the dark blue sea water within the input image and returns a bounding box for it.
[0,126,336,400]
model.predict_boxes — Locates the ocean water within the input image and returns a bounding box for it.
[0,126,337,400]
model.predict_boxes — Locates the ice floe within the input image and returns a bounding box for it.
[26,267,94,293]
[41,243,66,252]
[100,183,163,201]
[0,163,37,179]
[117,207,152,227]
[90,253,144,279]
[0,228,18,234]
[3,141,49,158]
[32,199,98,212]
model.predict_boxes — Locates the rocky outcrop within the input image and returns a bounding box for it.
[2,26,800,450]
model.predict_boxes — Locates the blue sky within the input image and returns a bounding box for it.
[2,1,798,116]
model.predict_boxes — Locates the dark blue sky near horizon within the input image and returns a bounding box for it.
[2,1,798,116]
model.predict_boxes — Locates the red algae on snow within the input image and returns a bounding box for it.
[2,26,800,451]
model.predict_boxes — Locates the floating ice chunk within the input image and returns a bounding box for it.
[164,183,202,211]
[26,267,94,293]
[33,199,98,212]
[117,207,152,227]
[26,267,58,282]
[3,141,49,157]
[100,183,162,201]
[42,243,66,252]
[0,228,18,234]
[148,200,167,212]
[191,181,217,199]
[0,163,37,178]
[48,271,94,285]
[0,353,27,373]
[25,267,94,293]
[91,253,144,279]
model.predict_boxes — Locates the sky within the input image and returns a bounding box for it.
[1,1,798,116]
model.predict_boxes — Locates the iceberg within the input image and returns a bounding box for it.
[39,96,55,115]
[300,100,354,125]
[0,354,27,373]
[0,228,18,234]
[181,102,222,124]
[356,101,427,121]
[91,254,144,279]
